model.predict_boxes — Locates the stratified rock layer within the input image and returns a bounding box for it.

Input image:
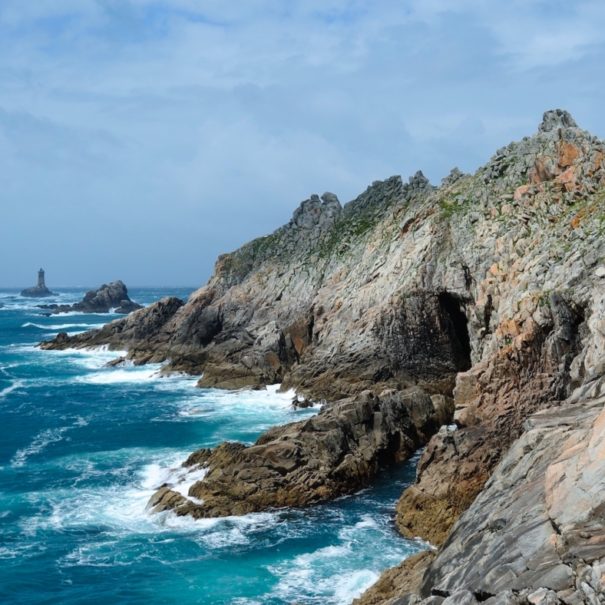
[364,393,605,604]
[40,109,605,601]
[147,389,453,517]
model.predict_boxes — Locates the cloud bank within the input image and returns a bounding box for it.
[1,0,604,286]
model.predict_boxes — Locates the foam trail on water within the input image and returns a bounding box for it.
[175,383,319,437]
[0,379,24,399]
[77,367,161,385]
[178,383,312,417]
[41,346,127,369]
[11,417,88,468]
[22,322,104,330]
[266,510,418,604]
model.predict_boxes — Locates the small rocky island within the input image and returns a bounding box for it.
[39,280,142,315]
[21,268,54,298]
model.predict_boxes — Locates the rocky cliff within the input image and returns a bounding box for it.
[41,110,605,602]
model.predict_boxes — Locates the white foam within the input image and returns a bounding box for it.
[41,346,127,370]
[0,543,46,561]
[11,417,88,468]
[22,322,103,330]
[77,367,161,385]
[333,569,380,603]
[139,457,207,499]
[0,379,24,399]
[24,449,279,559]
[11,427,69,468]
[177,383,318,422]
[267,506,418,604]
[269,549,382,604]
[352,515,379,530]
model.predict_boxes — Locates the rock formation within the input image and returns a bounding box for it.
[147,389,452,518]
[21,268,53,297]
[40,109,605,602]
[39,280,142,315]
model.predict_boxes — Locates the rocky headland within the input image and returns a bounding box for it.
[41,110,605,603]
[39,280,142,315]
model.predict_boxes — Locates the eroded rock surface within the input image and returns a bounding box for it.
[147,389,453,517]
[39,280,142,315]
[373,394,605,604]
[396,293,586,545]
[39,109,605,601]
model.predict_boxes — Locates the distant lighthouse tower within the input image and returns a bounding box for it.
[37,268,46,289]
[21,268,53,297]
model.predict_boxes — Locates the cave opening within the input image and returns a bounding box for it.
[438,292,472,371]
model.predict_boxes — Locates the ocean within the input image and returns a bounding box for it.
[0,287,424,605]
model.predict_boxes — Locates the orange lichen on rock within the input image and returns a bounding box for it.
[555,166,577,191]
[558,141,580,168]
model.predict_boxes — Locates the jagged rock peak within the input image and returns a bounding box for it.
[408,170,430,190]
[441,167,466,187]
[291,192,342,229]
[538,108,578,133]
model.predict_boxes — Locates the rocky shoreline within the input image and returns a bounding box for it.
[147,388,452,518]
[40,110,605,603]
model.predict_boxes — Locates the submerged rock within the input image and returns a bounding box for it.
[39,280,142,315]
[21,268,53,298]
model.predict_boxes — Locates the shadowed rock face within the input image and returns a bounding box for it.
[368,395,605,605]
[40,296,184,359]
[40,110,605,601]
[38,281,142,315]
[395,294,586,546]
[147,389,453,518]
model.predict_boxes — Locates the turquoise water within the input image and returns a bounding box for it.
[0,288,424,605]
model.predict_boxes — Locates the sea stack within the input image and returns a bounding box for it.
[38,280,143,314]
[21,268,53,298]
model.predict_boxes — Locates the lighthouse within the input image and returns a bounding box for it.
[21,268,53,297]
[37,268,46,289]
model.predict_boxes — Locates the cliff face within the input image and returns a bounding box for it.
[42,110,605,602]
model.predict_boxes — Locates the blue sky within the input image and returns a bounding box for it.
[2,0,605,287]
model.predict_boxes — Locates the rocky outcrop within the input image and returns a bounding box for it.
[147,389,453,517]
[40,296,184,359]
[39,281,142,315]
[395,293,586,546]
[38,109,605,601]
[353,552,436,605]
[369,393,605,604]
[21,268,53,297]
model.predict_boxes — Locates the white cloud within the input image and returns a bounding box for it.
[0,1,604,285]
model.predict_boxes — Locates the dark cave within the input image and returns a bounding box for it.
[438,292,472,371]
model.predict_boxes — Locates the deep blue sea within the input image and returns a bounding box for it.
[0,287,424,605]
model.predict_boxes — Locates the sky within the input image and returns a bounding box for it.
[2,0,605,287]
